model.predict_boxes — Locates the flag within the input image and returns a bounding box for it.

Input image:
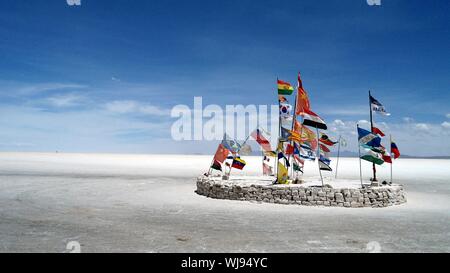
[293,162,303,173]
[239,144,252,156]
[222,134,241,153]
[382,152,392,164]
[213,144,229,163]
[319,133,337,146]
[295,73,311,115]
[280,115,293,130]
[280,127,291,141]
[251,129,272,152]
[285,144,294,155]
[360,148,384,165]
[231,157,246,170]
[211,160,222,171]
[278,95,288,103]
[263,162,273,176]
[319,144,330,153]
[277,162,289,184]
[277,79,294,95]
[358,127,381,148]
[263,151,277,157]
[278,152,290,167]
[300,109,327,130]
[293,154,304,165]
[372,126,385,137]
[279,102,292,118]
[391,141,400,159]
[294,121,317,143]
[370,94,390,116]
[319,156,332,171]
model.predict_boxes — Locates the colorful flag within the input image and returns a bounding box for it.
[280,127,291,141]
[391,141,400,159]
[211,160,222,171]
[360,148,385,165]
[370,95,390,116]
[263,151,277,157]
[295,73,311,115]
[372,126,385,137]
[319,144,330,153]
[358,127,381,148]
[285,144,294,155]
[319,133,337,146]
[213,144,229,163]
[319,156,332,171]
[293,162,303,173]
[231,157,246,170]
[277,162,289,184]
[300,109,327,130]
[277,79,294,95]
[382,152,392,164]
[251,129,272,152]
[278,152,290,167]
[263,162,273,176]
[278,95,288,103]
[293,154,304,165]
[221,134,241,153]
[279,102,292,118]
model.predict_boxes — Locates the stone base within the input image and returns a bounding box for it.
[195,176,407,208]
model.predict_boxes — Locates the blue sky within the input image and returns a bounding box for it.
[0,0,449,156]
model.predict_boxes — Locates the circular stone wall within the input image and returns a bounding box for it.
[196,176,407,208]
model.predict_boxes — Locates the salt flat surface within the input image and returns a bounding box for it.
[0,152,449,252]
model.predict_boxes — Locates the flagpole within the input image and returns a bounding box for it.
[390,134,393,183]
[276,78,281,183]
[316,126,324,187]
[335,135,341,179]
[357,124,363,187]
[369,90,377,182]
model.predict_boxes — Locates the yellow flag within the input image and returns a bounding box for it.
[277,162,289,184]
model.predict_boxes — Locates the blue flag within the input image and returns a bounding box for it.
[358,127,381,148]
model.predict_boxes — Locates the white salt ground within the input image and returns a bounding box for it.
[0,152,449,252]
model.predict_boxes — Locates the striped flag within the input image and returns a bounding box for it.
[300,109,327,130]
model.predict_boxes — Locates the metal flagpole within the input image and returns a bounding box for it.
[390,134,393,183]
[335,135,341,179]
[316,126,324,187]
[276,78,281,183]
[369,90,377,181]
[357,124,363,187]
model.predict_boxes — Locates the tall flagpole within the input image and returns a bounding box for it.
[357,124,363,187]
[335,135,341,179]
[369,90,377,181]
[390,134,393,183]
[316,126,324,187]
[276,78,281,183]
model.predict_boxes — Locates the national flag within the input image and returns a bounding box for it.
[279,102,292,118]
[281,115,293,130]
[319,133,337,146]
[293,154,304,165]
[370,95,390,116]
[319,154,331,166]
[239,144,252,155]
[211,160,222,171]
[294,121,316,142]
[300,108,327,130]
[293,162,303,173]
[278,95,288,103]
[319,144,330,153]
[295,73,311,115]
[263,162,273,176]
[299,146,316,161]
[231,157,246,170]
[251,129,272,152]
[382,152,392,164]
[357,127,381,148]
[391,141,400,159]
[277,162,289,184]
[372,126,385,137]
[360,148,385,165]
[278,152,290,167]
[222,134,241,153]
[285,144,294,155]
[280,127,291,141]
[213,144,229,163]
[277,79,294,95]
[319,156,332,171]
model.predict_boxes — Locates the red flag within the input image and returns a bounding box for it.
[213,144,229,163]
[382,154,392,164]
[295,73,311,115]
[263,163,273,176]
[391,141,400,159]
[372,127,385,137]
[319,144,330,153]
[251,129,272,152]
[285,144,294,155]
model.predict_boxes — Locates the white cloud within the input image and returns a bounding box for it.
[414,123,429,131]
[442,121,450,129]
[104,100,168,116]
[45,94,85,107]
[446,113,450,119]
[403,117,414,123]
